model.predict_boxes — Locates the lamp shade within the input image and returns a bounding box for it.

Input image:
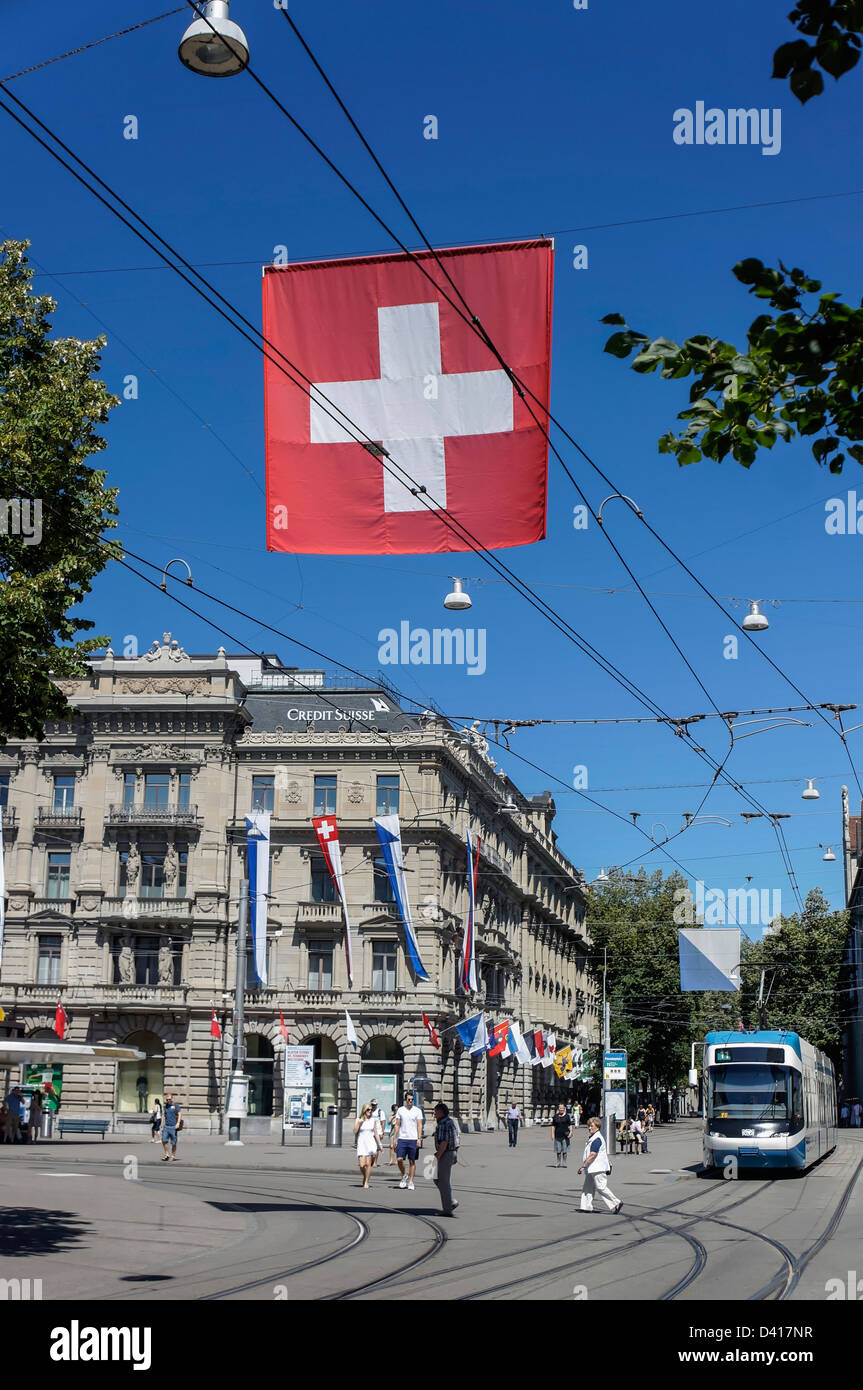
[179,2,249,76]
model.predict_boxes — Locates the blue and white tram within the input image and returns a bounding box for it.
[703,1031,836,1171]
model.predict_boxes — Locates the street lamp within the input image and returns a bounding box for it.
[444,578,471,611]
[179,1,249,77]
[742,600,769,632]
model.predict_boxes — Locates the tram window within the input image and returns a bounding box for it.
[790,1070,803,1131]
[708,1064,791,1120]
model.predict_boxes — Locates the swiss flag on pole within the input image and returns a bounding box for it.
[422,1011,440,1050]
[54,999,66,1040]
[263,240,553,554]
[210,1008,221,1040]
[279,1011,290,1044]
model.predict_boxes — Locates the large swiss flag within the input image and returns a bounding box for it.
[263,239,553,554]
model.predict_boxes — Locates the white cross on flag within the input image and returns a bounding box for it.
[313,814,354,986]
[263,239,553,553]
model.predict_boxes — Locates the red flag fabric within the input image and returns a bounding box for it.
[263,239,553,554]
[210,1008,221,1040]
[279,1010,290,1043]
[54,999,66,1040]
[422,1011,440,1050]
[534,1028,545,1058]
[488,1021,510,1057]
[312,815,354,986]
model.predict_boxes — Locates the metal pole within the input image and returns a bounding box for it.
[226,880,248,1145]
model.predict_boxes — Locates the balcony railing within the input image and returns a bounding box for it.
[1,806,16,827]
[30,897,75,916]
[101,984,189,1004]
[102,896,191,921]
[357,989,408,1008]
[107,803,200,826]
[295,901,343,925]
[36,806,82,827]
[294,988,343,1006]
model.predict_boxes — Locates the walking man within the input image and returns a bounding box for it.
[392,1091,423,1191]
[578,1117,623,1214]
[432,1102,459,1216]
[161,1092,182,1162]
[552,1102,572,1167]
[506,1100,520,1147]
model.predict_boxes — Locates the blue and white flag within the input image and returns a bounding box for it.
[508,1021,532,1066]
[0,817,5,971]
[455,1011,488,1054]
[678,928,741,991]
[374,814,430,981]
[345,1009,359,1051]
[245,811,271,987]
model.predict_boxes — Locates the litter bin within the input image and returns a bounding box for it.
[600,1114,617,1155]
[40,1111,54,1140]
[326,1105,342,1147]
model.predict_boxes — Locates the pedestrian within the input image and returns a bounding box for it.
[853,1100,862,1129]
[4,1088,23,1143]
[552,1102,572,1168]
[161,1092,182,1161]
[392,1091,423,1191]
[646,1104,655,1132]
[27,1090,43,1143]
[387,1104,398,1164]
[354,1104,380,1189]
[571,1101,582,1129]
[630,1113,645,1155]
[367,1098,384,1167]
[150,1097,163,1142]
[432,1101,459,1216]
[577,1117,623,1214]
[136,1074,148,1114]
[506,1100,520,1147]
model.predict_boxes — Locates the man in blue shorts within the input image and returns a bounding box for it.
[391,1091,423,1191]
[161,1092,182,1162]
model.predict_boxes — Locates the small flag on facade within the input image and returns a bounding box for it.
[488,1021,511,1057]
[554,1044,573,1078]
[458,827,479,994]
[454,1011,488,1054]
[540,1030,555,1068]
[245,811,271,987]
[374,815,429,980]
[313,814,355,987]
[345,1009,359,1051]
[534,1028,545,1058]
[210,1008,221,1040]
[54,999,67,1040]
[279,1010,290,1043]
[509,1021,532,1066]
[422,1012,440,1049]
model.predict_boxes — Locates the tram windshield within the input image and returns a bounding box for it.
[708,1064,798,1121]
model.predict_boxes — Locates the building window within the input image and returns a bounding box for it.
[371,941,397,992]
[313,775,336,816]
[252,775,274,813]
[0,774,9,808]
[308,943,334,990]
[46,852,70,899]
[53,775,75,811]
[376,774,400,816]
[140,848,166,899]
[310,855,336,903]
[37,935,62,985]
[178,773,192,810]
[122,773,136,808]
[144,774,170,809]
[134,936,159,986]
[373,856,396,905]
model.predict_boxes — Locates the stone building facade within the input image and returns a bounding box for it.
[0,636,598,1131]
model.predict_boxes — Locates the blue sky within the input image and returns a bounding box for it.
[3,0,861,920]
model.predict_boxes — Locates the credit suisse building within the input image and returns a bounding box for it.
[0,636,597,1132]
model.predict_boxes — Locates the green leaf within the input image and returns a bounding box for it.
[600,312,627,325]
[790,64,825,99]
[772,38,813,78]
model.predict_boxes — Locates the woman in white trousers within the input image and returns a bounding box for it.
[577,1118,623,1213]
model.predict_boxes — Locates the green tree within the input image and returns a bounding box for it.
[587,868,702,1091]
[602,260,863,474]
[773,1,863,103]
[737,888,848,1065]
[0,239,119,742]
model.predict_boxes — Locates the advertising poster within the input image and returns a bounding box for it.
[23,1063,63,1112]
[283,1045,314,1127]
[603,1049,627,1122]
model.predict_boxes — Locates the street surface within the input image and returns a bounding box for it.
[1,1120,860,1301]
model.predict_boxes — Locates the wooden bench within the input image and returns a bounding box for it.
[58,1118,110,1140]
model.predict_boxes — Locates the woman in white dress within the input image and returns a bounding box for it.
[354,1105,380,1189]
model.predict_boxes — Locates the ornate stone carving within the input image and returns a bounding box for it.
[158,936,174,983]
[285,781,301,803]
[144,634,190,663]
[125,843,141,892]
[117,679,207,695]
[128,744,194,761]
[163,844,179,891]
[347,781,363,804]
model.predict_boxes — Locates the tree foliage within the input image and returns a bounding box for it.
[602,259,863,474]
[0,239,119,742]
[737,888,848,1066]
[773,0,863,102]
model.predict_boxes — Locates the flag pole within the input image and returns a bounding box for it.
[225,879,249,1145]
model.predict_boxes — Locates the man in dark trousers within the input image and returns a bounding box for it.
[432,1102,459,1216]
[506,1100,520,1147]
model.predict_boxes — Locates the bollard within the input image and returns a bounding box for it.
[600,1114,617,1155]
[40,1111,54,1140]
[326,1105,342,1147]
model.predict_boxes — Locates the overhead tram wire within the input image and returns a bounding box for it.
[258,2,863,802]
[0,84,807,901]
[0,8,185,83]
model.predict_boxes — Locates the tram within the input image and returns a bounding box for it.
[702,1030,836,1172]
